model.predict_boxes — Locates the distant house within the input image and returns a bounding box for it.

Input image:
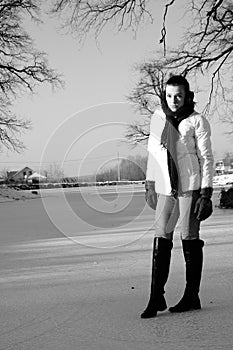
[7,167,33,182]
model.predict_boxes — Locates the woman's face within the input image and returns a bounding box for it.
[165,84,186,112]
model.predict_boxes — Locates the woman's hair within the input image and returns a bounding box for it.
[164,75,194,106]
[166,75,190,92]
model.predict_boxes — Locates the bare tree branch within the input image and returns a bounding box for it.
[51,0,153,41]
[159,0,176,55]
[50,0,233,143]
[0,0,63,152]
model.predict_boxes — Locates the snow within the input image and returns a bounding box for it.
[0,187,233,349]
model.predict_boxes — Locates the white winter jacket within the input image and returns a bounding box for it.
[146,108,214,195]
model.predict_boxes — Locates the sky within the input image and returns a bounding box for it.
[0,1,232,177]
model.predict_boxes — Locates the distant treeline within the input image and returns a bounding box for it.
[220,152,233,167]
[96,155,147,182]
[2,155,147,188]
[66,155,147,183]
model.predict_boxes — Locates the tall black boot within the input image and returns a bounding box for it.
[141,237,173,319]
[169,239,204,313]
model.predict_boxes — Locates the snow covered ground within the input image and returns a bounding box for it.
[0,187,233,350]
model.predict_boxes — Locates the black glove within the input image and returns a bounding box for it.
[194,187,213,221]
[145,180,157,210]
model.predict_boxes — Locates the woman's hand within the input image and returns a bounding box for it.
[194,187,213,221]
[145,181,157,210]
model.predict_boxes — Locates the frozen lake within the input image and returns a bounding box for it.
[0,186,233,350]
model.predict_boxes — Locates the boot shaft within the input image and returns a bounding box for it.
[182,239,204,294]
[141,237,173,318]
[168,239,204,313]
[150,237,173,296]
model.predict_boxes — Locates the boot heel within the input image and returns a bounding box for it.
[169,294,201,313]
[141,304,158,319]
[141,295,167,319]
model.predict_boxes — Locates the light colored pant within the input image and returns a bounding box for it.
[154,190,201,240]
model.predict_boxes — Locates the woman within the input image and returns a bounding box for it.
[141,75,214,319]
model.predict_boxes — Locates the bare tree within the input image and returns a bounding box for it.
[0,97,31,152]
[133,0,233,140]
[119,155,146,180]
[0,166,9,181]
[222,151,233,166]
[51,0,152,40]
[96,154,146,181]
[161,1,233,115]
[45,163,65,182]
[51,0,233,142]
[126,58,171,143]
[0,0,62,152]
[129,0,233,141]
